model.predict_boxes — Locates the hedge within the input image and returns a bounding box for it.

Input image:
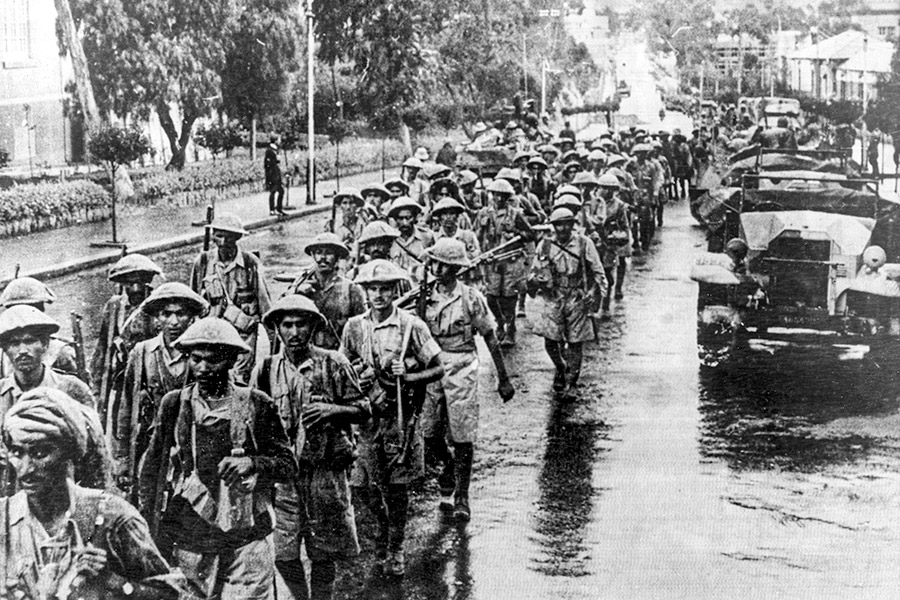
[0,180,111,238]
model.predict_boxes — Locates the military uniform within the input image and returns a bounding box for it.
[390,227,435,284]
[532,233,607,343]
[0,337,78,380]
[436,228,481,260]
[283,271,366,350]
[335,216,365,249]
[190,249,271,382]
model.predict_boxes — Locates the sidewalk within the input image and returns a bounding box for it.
[0,167,394,283]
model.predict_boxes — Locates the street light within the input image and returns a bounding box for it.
[305,0,316,205]
[810,26,819,99]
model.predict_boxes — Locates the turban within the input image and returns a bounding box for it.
[3,388,91,459]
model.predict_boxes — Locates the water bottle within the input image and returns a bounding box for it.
[217,448,256,531]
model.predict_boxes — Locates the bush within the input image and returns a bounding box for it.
[135,159,261,203]
[0,149,9,169]
[194,121,242,158]
[0,180,109,221]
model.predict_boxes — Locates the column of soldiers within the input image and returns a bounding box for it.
[0,121,679,600]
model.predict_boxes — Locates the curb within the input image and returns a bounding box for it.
[3,203,331,286]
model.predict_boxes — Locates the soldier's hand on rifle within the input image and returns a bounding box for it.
[218,455,255,487]
[302,401,338,429]
[498,378,515,403]
[357,365,375,390]
[74,545,108,578]
[390,358,408,379]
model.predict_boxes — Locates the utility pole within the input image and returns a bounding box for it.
[306,0,316,204]
[862,33,869,169]
[522,31,528,96]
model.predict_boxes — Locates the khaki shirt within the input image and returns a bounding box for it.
[390,228,434,283]
[0,367,94,414]
[435,228,481,260]
[190,248,271,325]
[425,283,495,353]
[533,233,607,297]
[283,271,366,350]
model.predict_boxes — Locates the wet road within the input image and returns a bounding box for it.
[45,198,900,598]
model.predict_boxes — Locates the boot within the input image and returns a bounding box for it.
[453,443,474,523]
[517,292,527,317]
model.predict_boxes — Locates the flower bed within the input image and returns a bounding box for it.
[0,180,111,238]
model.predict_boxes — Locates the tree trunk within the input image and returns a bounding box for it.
[158,104,198,170]
[54,0,100,145]
[399,122,412,157]
[251,115,258,161]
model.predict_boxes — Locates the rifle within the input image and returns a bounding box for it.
[395,235,523,309]
[69,312,89,384]
[13,264,19,279]
[198,204,214,282]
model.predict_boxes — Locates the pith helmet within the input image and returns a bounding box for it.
[424,163,452,180]
[414,147,429,161]
[142,282,208,316]
[527,156,549,169]
[263,294,325,330]
[384,177,410,194]
[108,254,163,283]
[607,154,627,166]
[304,232,350,259]
[496,168,522,182]
[631,143,652,154]
[0,277,57,307]
[334,188,365,206]
[486,179,515,196]
[572,172,598,187]
[361,184,391,199]
[209,213,248,236]
[458,170,479,187]
[174,317,251,354]
[426,238,471,267]
[597,173,621,189]
[402,157,423,169]
[431,198,466,217]
[549,207,576,224]
[553,193,583,210]
[354,259,410,285]
[555,184,581,198]
[387,197,423,219]
[358,221,400,245]
[513,150,533,163]
[0,305,60,344]
[588,149,607,162]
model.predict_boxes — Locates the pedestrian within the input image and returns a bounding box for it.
[597,173,632,314]
[421,239,514,522]
[341,259,444,577]
[265,135,286,216]
[332,188,366,247]
[868,133,880,176]
[113,282,209,502]
[91,254,162,430]
[389,196,434,284]
[0,306,110,492]
[457,169,485,217]
[559,120,576,142]
[138,317,296,600]
[474,179,534,347]
[0,277,79,380]
[527,208,607,399]
[283,232,366,350]
[0,387,184,599]
[671,130,693,200]
[190,213,271,384]
[253,295,369,600]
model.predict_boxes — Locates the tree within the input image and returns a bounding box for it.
[193,121,242,160]
[221,0,301,158]
[88,125,152,244]
[72,0,238,170]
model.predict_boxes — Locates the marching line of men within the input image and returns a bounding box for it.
[0,121,682,600]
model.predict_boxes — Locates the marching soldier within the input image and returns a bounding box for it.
[362,183,392,223]
[333,189,366,247]
[475,179,533,347]
[457,169,484,219]
[253,295,369,600]
[421,239,514,522]
[113,282,209,501]
[284,232,366,350]
[0,277,79,380]
[91,254,161,429]
[628,143,662,252]
[527,208,607,399]
[190,213,271,384]
[341,260,444,577]
[389,196,434,283]
[597,173,632,316]
[384,177,411,203]
[138,318,296,600]
[433,198,481,260]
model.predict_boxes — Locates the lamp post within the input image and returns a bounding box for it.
[810,26,819,99]
[305,0,316,204]
[862,33,869,169]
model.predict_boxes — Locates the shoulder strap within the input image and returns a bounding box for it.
[0,497,7,600]
[257,357,273,398]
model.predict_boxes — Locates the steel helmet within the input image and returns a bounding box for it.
[263,294,325,330]
[424,163,452,180]
[553,193,583,210]
[458,170,479,187]
[0,305,60,345]
[486,179,515,196]
[549,207,576,224]
[572,172,598,187]
[141,282,208,316]
[361,184,391,199]
[631,143,652,154]
[174,317,251,354]
[402,157,423,169]
[208,213,249,236]
[431,197,466,218]
[606,153,627,166]
[354,259,410,285]
[725,238,749,260]
[597,173,620,189]
[527,156,549,170]
[108,254,164,283]
[588,149,607,162]
[426,238,471,267]
[864,245,887,270]
[496,168,522,182]
[384,177,411,194]
[387,196,423,219]
[0,277,57,307]
[358,221,400,244]
[513,150,533,163]
[304,232,350,259]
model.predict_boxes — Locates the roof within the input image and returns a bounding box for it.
[789,30,894,73]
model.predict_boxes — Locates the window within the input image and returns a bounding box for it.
[1,0,30,60]
[877,26,896,38]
